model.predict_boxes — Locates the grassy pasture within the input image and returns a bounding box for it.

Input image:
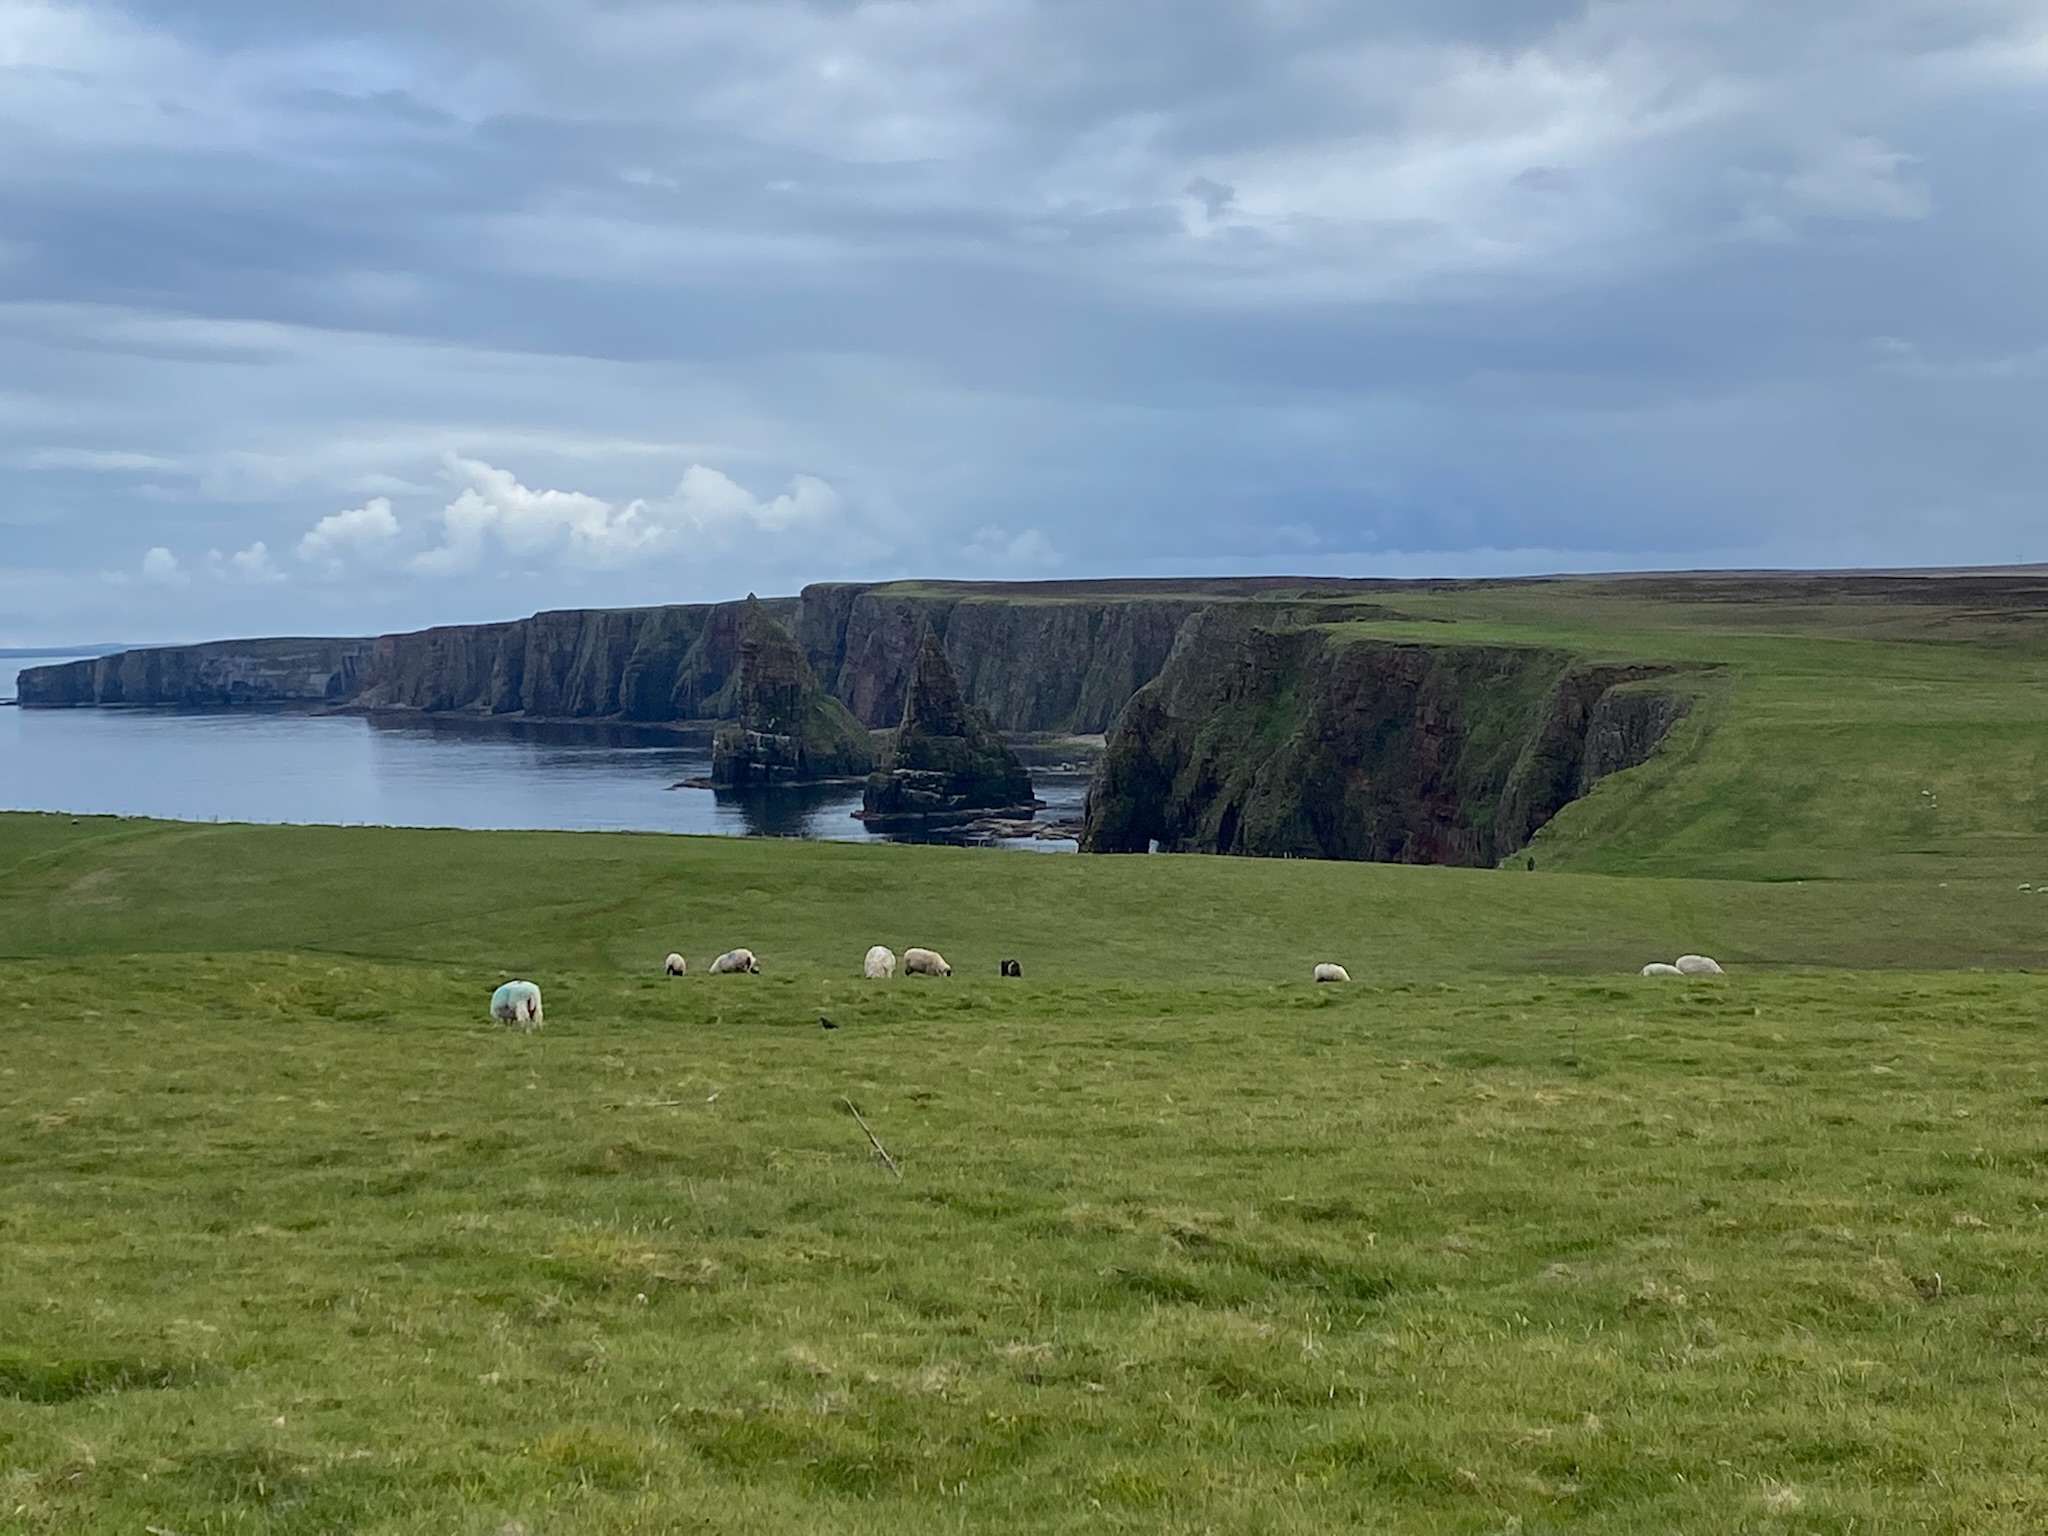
[4,813,2048,1530]
[5,813,2048,979]
[6,955,2048,1533]
[9,575,2048,1531]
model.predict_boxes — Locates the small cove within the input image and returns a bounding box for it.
[0,704,1090,849]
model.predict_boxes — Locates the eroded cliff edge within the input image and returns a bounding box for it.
[19,582,1209,734]
[1079,610,1698,864]
[18,579,1702,867]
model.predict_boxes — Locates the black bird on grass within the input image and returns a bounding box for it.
[819,1015,839,1030]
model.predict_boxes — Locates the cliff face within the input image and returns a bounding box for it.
[21,584,1200,732]
[821,590,1206,732]
[1080,612,1693,864]
[17,638,373,707]
[347,598,807,720]
[15,580,1701,869]
[346,583,1200,734]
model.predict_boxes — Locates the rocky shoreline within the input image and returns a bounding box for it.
[16,575,1739,865]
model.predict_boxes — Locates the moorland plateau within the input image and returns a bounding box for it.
[7,570,2048,1530]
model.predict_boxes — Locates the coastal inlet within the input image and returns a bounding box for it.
[0,704,1096,848]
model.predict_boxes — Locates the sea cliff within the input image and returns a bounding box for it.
[16,581,1211,732]
[18,577,1706,867]
[1079,610,1696,865]
[15,637,373,708]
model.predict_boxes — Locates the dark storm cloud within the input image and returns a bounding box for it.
[1,0,2044,640]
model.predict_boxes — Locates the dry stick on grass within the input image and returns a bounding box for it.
[842,1096,903,1178]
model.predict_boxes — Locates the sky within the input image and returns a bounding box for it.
[2,0,2046,644]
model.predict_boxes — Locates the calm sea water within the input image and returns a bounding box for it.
[0,701,1088,850]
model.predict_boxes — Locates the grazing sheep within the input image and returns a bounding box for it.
[1674,954,1725,975]
[710,948,760,974]
[664,953,688,977]
[903,947,952,977]
[1313,963,1351,983]
[489,980,544,1031]
[1000,958,1022,978]
[1640,962,1684,977]
[864,945,897,980]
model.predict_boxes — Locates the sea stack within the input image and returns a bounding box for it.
[709,597,876,786]
[859,632,1035,824]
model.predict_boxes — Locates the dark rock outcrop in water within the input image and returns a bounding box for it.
[709,599,876,787]
[1080,610,1694,864]
[15,638,373,707]
[860,633,1035,823]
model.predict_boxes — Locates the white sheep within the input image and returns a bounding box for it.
[864,945,897,980]
[490,980,544,1030]
[1674,954,1724,975]
[710,948,760,974]
[1313,963,1351,983]
[664,953,688,977]
[1640,962,1684,977]
[902,947,952,977]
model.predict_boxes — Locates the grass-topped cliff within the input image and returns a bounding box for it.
[1078,571,2048,879]
[1310,573,2048,882]
[1079,609,1693,864]
[21,570,2048,878]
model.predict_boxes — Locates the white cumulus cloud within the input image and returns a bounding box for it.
[408,456,844,574]
[297,497,401,571]
[139,545,187,586]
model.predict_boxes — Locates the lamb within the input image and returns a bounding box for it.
[1313,963,1351,983]
[903,947,952,977]
[664,953,688,977]
[489,980,544,1030]
[1674,954,1725,975]
[710,948,760,974]
[864,945,897,980]
[1000,958,1022,978]
[1640,962,1684,977]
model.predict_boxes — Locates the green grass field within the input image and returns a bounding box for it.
[5,808,2048,1533]
[9,577,2048,1531]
